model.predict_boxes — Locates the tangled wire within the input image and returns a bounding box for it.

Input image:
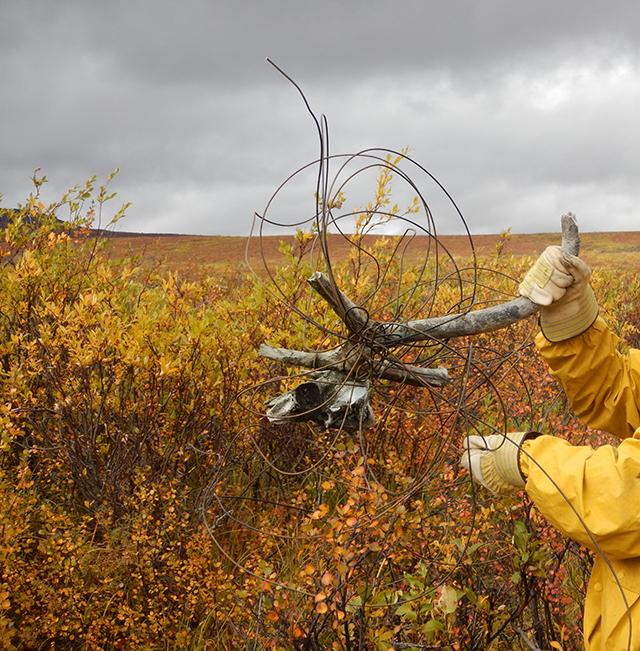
[203,62,594,650]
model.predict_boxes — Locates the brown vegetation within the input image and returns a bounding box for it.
[100,230,640,279]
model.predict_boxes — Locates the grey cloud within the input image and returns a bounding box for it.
[6,0,640,86]
[2,0,640,236]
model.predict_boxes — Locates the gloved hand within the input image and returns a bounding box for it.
[460,432,532,495]
[519,246,598,342]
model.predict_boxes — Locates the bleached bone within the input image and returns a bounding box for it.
[264,370,375,430]
[258,344,449,387]
[306,213,580,342]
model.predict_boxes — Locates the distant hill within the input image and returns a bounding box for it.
[0,208,25,229]
[0,208,64,229]
[2,206,638,275]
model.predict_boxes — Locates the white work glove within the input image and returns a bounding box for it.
[519,246,598,342]
[460,432,533,495]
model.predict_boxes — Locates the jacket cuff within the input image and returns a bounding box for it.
[540,285,599,343]
[517,433,543,481]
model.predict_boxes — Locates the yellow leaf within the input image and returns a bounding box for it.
[436,585,460,615]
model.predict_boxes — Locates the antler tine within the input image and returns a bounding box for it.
[363,213,581,344]
[303,214,580,345]
[307,271,369,334]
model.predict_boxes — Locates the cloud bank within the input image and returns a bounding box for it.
[2,0,639,235]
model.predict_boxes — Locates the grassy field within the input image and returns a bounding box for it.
[99,229,640,277]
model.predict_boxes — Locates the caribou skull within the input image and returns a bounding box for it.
[260,214,580,430]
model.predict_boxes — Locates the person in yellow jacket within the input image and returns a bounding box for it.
[461,245,640,651]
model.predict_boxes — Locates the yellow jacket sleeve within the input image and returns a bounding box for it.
[536,316,640,439]
[521,434,640,560]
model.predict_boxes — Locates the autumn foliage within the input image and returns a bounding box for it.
[1,171,639,650]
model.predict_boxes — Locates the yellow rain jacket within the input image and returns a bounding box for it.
[521,316,640,650]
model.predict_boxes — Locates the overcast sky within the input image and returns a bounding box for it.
[2,1,640,237]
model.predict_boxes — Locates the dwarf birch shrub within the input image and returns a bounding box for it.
[2,173,640,649]
[0,177,276,647]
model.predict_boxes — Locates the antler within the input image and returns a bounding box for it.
[369,213,579,342]
[259,213,580,429]
[261,215,579,428]
[259,204,579,427]
[257,64,582,429]
[261,213,578,365]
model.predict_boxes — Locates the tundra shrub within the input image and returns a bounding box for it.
[0,178,273,648]
[1,173,638,650]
